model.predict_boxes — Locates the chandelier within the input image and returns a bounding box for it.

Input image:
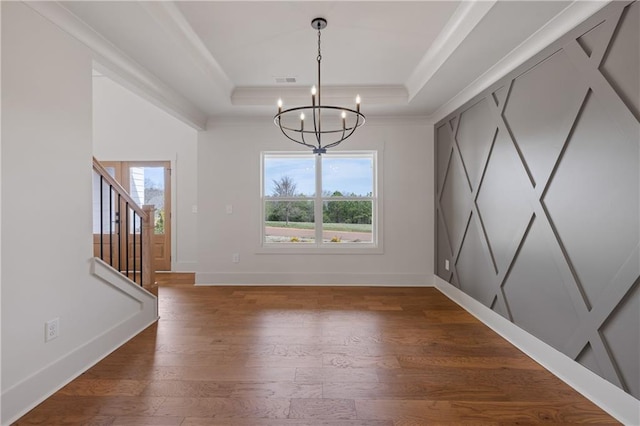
[274,18,365,155]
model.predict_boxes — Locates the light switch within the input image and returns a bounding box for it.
[226,204,233,214]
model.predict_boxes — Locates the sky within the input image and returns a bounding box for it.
[264,155,373,197]
[142,167,165,188]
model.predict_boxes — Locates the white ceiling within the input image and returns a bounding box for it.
[54,1,606,126]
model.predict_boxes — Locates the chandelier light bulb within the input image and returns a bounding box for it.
[300,112,305,121]
[311,85,317,96]
[277,98,283,113]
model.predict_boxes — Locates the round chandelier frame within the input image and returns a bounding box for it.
[274,17,365,155]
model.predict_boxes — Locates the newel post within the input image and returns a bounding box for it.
[142,204,157,295]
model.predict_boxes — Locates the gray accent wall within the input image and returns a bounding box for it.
[435,1,640,399]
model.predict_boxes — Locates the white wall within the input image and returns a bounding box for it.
[1,3,155,423]
[93,75,198,272]
[197,117,434,285]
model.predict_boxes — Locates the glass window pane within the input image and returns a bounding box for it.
[265,200,315,243]
[322,156,373,197]
[322,200,372,243]
[129,166,165,235]
[264,156,315,197]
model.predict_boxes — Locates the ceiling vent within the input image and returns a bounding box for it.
[275,77,297,84]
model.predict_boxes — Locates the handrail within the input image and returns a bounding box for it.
[93,157,147,220]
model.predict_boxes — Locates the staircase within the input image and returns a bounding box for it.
[92,157,157,293]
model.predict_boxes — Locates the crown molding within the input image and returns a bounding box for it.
[25,1,208,130]
[139,2,234,96]
[406,0,497,101]
[428,0,611,123]
[231,85,408,106]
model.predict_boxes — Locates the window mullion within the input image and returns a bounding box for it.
[315,155,323,245]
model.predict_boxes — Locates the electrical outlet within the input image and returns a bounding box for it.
[445,259,450,271]
[45,318,59,342]
[232,253,240,263]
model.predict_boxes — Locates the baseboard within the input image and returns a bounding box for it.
[195,272,432,287]
[174,261,197,272]
[1,260,159,425]
[434,275,640,425]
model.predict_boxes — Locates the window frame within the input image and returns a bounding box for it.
[259,150,383,254]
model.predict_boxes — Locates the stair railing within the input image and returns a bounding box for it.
[92,157,155,289]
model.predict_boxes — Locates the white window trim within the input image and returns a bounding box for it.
[258,150,383,255]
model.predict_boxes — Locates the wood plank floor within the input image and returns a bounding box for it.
[15,284,618,425]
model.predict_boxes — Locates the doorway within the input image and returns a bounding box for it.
[101,161,172,271]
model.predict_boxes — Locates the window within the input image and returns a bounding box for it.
[262,151,378,249]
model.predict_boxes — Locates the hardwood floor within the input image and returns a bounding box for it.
[14,284,618,425]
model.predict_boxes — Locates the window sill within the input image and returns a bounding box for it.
[256,245,383,255]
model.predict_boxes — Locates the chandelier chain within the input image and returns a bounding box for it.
[317,29,322,62]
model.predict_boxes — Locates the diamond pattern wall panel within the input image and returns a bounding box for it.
[436,123,454,191]
[503,50,586,186]
[476,129,532,273]
[456,98,496,191]
[436,210,453,281]
[600,1,640,120]
[491,291,510,319]
[576,343,602,377]
[576,21,607,58]
[456,215,497,307]
[439,147,471,255]
[544,91,639,309]
[601,282,640,398]
[492,85,508,108]
[503,219,582,352]
[435,0,640,399]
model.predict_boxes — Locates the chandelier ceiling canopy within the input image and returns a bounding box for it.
[274,18,365,155]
